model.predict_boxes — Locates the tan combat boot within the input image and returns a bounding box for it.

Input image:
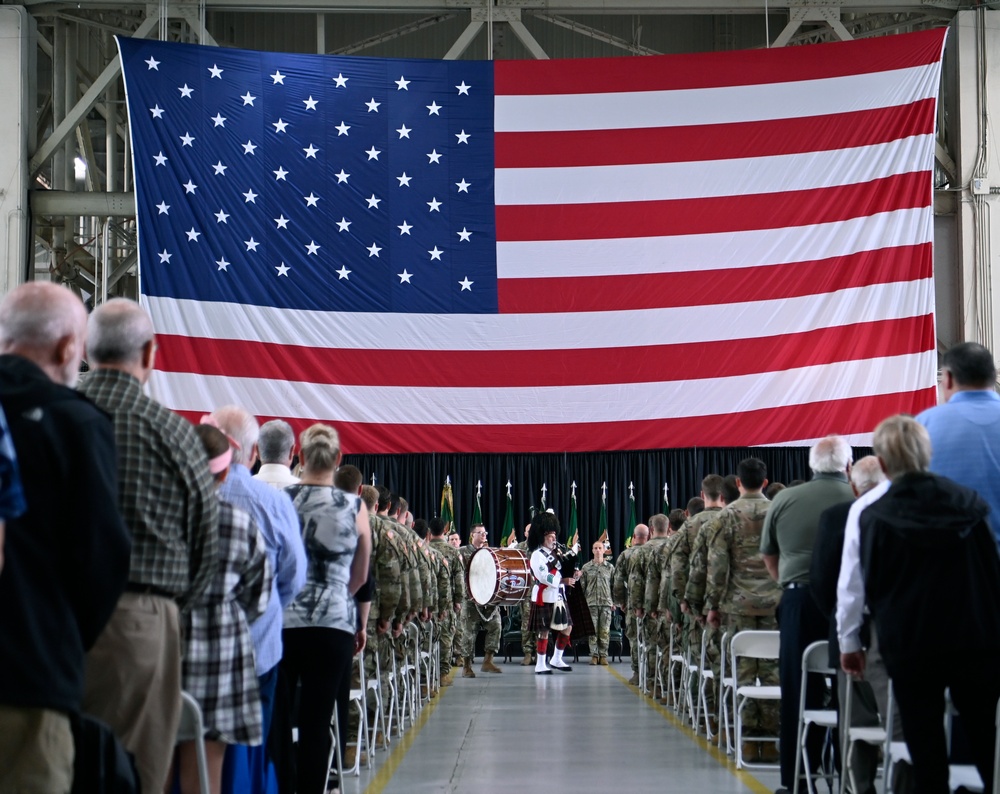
[589,655,599,666]
[520,653,534,666]
[481,652,502,674]
[462,656,476,678]
[628,671,639,686]
[599,656,609,666]
[441,667,454,686]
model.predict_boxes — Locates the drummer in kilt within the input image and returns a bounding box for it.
[527,512,581,675]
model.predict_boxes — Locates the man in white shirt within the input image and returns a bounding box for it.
[253,419,300,489]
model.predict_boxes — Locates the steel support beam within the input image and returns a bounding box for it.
[444,17,483,59]
[29,12,159,176]
[30,190,135,216]
[532,12,659,55]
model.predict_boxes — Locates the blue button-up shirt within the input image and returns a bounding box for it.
[219,463,306,674]
[917,389,1000,539]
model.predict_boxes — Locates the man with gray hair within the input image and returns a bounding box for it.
[210,405,306,794]
[79,297,219,794]
[254,419,300,489]
[0,283,130,792]
[811,456,894,794]
[761,435,854,792]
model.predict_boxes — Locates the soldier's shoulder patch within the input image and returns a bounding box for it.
[387,530,394,539]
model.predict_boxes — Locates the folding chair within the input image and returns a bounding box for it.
[368,641,388,752]
[840,676,894,794]
[698,628,718,742]
[326,704,345,793]
[636,619,648,692]
[344,655,371,776]
[667,624,687,710]
[792,641,838,794]
[176,691,210,794]
[684,640,701,730]
[416,620,434,703]
[718,632,735,755]
[730,629,781,770]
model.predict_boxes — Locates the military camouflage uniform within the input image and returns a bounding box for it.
[646,532,681,693]
[629,538,668,691]
[457,545,501,657]
[579,559,614,659]
[430,536,463,680]
[349,512,405,744]
[613,545,641,674]
[705,493,780,738]
[515,540,536,661]
[670,507,725,712]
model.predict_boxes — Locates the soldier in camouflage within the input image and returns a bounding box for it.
[705,458,781,762]
[612,523,648,685]
[666,475,727,726]
[645,509,686,702]
[428,517,463,686]
[630,514,670,698]
[414,517,451,698]
[458,524,502,677]
[579,540,615,665]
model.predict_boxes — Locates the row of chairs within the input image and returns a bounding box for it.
[637,627,782,770]
[793,639,1000,794]
[326,620,441,790]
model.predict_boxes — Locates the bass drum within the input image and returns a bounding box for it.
[467,548,531,607]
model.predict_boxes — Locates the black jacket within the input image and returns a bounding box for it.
[0,355,131,713]
[810,499,862,668]
[860,471,1000,673]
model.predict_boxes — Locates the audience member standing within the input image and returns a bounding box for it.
[612,523,649,685]
[280,424,371,794]
[859,415,1000,794]
[0,283,129,793]
[760,436,854,793]
[178,424,272,794]
[209,406,306,794]
[811,456,896,794]
[80,298,219,794]
[917,341,1000,539]
[254,419,300,489]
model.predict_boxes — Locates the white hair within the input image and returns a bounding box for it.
[850,455,886,495]
[210,405,259,465]
[809,435,853,474]
[87,298,154,365]
[258,419,295,464]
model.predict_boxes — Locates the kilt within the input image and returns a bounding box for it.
[528,601,573,633]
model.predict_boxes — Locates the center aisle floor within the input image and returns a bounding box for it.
[339,659,781,794]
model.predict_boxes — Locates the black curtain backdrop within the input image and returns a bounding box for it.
[343,446,872,553]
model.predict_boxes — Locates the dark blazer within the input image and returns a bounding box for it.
[810,499,859,668]
[0,355,131,713]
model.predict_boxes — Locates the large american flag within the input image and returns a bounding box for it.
[119,29,946,454]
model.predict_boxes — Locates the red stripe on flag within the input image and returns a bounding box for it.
[495,100,937,169]
[496,171,931,242]
[494,28,946,95]
[154,315,934,389]
[173,388,938,454]
[498,244,932,314]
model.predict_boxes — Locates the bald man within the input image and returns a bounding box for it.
[0,283,131,792]
[612,523,649,685]
[80,298,219,794]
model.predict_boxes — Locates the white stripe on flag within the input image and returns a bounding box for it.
[144,278,933,352]
[493,64,940,132]
[149,350,936,426]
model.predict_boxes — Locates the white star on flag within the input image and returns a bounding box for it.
[305,241,320,255]
[366,195,381,209]
[455,130,470,144]
[332,73,348,87]
[303,96,318,110]
[241,92,255,106]
[145,56,159,70]
[397,173,412,187]
[180,132,195,147]
[273,119,289,133]
[274,167,288,181]
[242,141,257,155]
[216,257,229,271]
[153,152,167,166]
[367,243,382,257]
[178,84,193,98]
[215,210,229,223]
[150,105,164,119]
[208,64,223,78]
[336,122,350,136]
[156,202,170,215]
[395,76,410,90]
[366,147,381,161]
[366,98,380,112]
[270,70,285,84]
[397,125,411,139]
[245,237,259,252]
[398,270,413,283]
[427,197,441,212]
[183,180,197,194]
[186,228,201,242]
[336,218,351,232]
[243,189,257,203]
[336,266,351,279]
[211,113,226,127]
[459,277,473,291]
[335,170,350,183]
[303,144,318,158]
[427,150,442,164]
[429,246,443,261]
[158,249,171,263]
[304,193,320,207]
[456,81,470,94]
[274,215,289,229]
[456,178,470,193]
[426,101,441,115]
[275,263,290,276]
[457,228,472,241]
[212,162,227,176]
[398,220,412,235]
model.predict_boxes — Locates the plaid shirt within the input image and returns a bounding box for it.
[80,368,218,612]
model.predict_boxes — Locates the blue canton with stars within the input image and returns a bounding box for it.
[118,37,497,314]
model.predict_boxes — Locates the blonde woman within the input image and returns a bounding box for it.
[280,424,371,794]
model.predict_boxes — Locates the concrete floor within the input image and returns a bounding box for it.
[337,658,782,794]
